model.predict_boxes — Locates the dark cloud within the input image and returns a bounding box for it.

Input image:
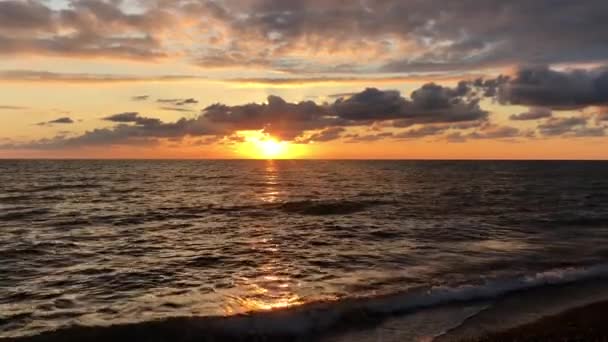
[36,117,74,126]
[510,107,553,121]
[103,112,140,123]
[203,95,340,140]
[494,66,608,109]
[334,84,486,127]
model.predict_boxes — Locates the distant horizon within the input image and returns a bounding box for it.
[2,158,608,162]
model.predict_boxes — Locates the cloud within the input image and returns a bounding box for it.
[190,0,608,73]
[537,117,588,136]
[16,113,216,149]
[103,112,140,123]
[597,112,608,122]
[0,70,204,83]
[1,1,607,74]
[5,74,607,151]
[0,105,28,110]
[36,117,74,126]
[157,98,199,106]
[296,127,345,144]
[159,107,196,112]
[510,107,553,121]
[202,95,341,140]
[494,66,608,109]
[442,125,530,142]
[0,0,174,60]
[131,95,149,101]
[394,125,449,139]
[344,132,394,143]
[467,125,524,139]
[333,84,486,127]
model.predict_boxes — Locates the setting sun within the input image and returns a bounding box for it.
[256,138,287,159]
[234,131,305,159]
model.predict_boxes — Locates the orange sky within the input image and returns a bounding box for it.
[1,1,607,159]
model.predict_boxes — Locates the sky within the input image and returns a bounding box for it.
[0,0,607,159]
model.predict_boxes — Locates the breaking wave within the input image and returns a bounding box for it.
[6,263,608,342]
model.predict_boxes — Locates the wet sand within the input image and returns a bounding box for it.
[474,300,608,341]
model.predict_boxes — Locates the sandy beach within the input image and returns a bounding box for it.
[474,300,608,341]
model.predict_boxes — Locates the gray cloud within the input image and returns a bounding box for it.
[160,107,196,112]
[203,95,341,140]
[537,117,588,136]
[394,125,449,139]
[443,125,529,142]
[0,0,173,60]
[190,0,608,73]
[157,98,199,106]
[296,127,345,144]
[467,125,524,140]
[493,66,608,109]
[18,113,216,149]
[344,132,394,143]
[103,112,140,123]
[131,95,149,101]
[334,83,487,127]
[36,117,74,126]
[510,107,553,121]
[2,1,608,73]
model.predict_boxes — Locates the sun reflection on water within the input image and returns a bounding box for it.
[259,160,282,203]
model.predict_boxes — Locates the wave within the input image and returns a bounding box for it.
[275,199,393,216]
[5,264,608,342]
[0,208,51,221]
[106,199,394,224]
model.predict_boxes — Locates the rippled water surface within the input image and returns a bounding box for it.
[1,160,608,338]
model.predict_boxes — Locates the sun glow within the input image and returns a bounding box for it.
[236,131,306,159]
[256,138,287,159]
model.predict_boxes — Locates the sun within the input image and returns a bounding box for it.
[256,138,287,159]
[235,131,301,159]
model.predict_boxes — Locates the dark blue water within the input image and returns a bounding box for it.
[1,160,608,340]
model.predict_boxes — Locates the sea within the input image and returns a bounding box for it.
[1,160,608,341]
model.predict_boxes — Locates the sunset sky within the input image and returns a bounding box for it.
[1,0,607,159]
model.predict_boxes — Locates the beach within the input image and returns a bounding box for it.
[475,300,608,341]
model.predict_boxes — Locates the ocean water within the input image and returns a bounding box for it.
[1,160,608,340]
